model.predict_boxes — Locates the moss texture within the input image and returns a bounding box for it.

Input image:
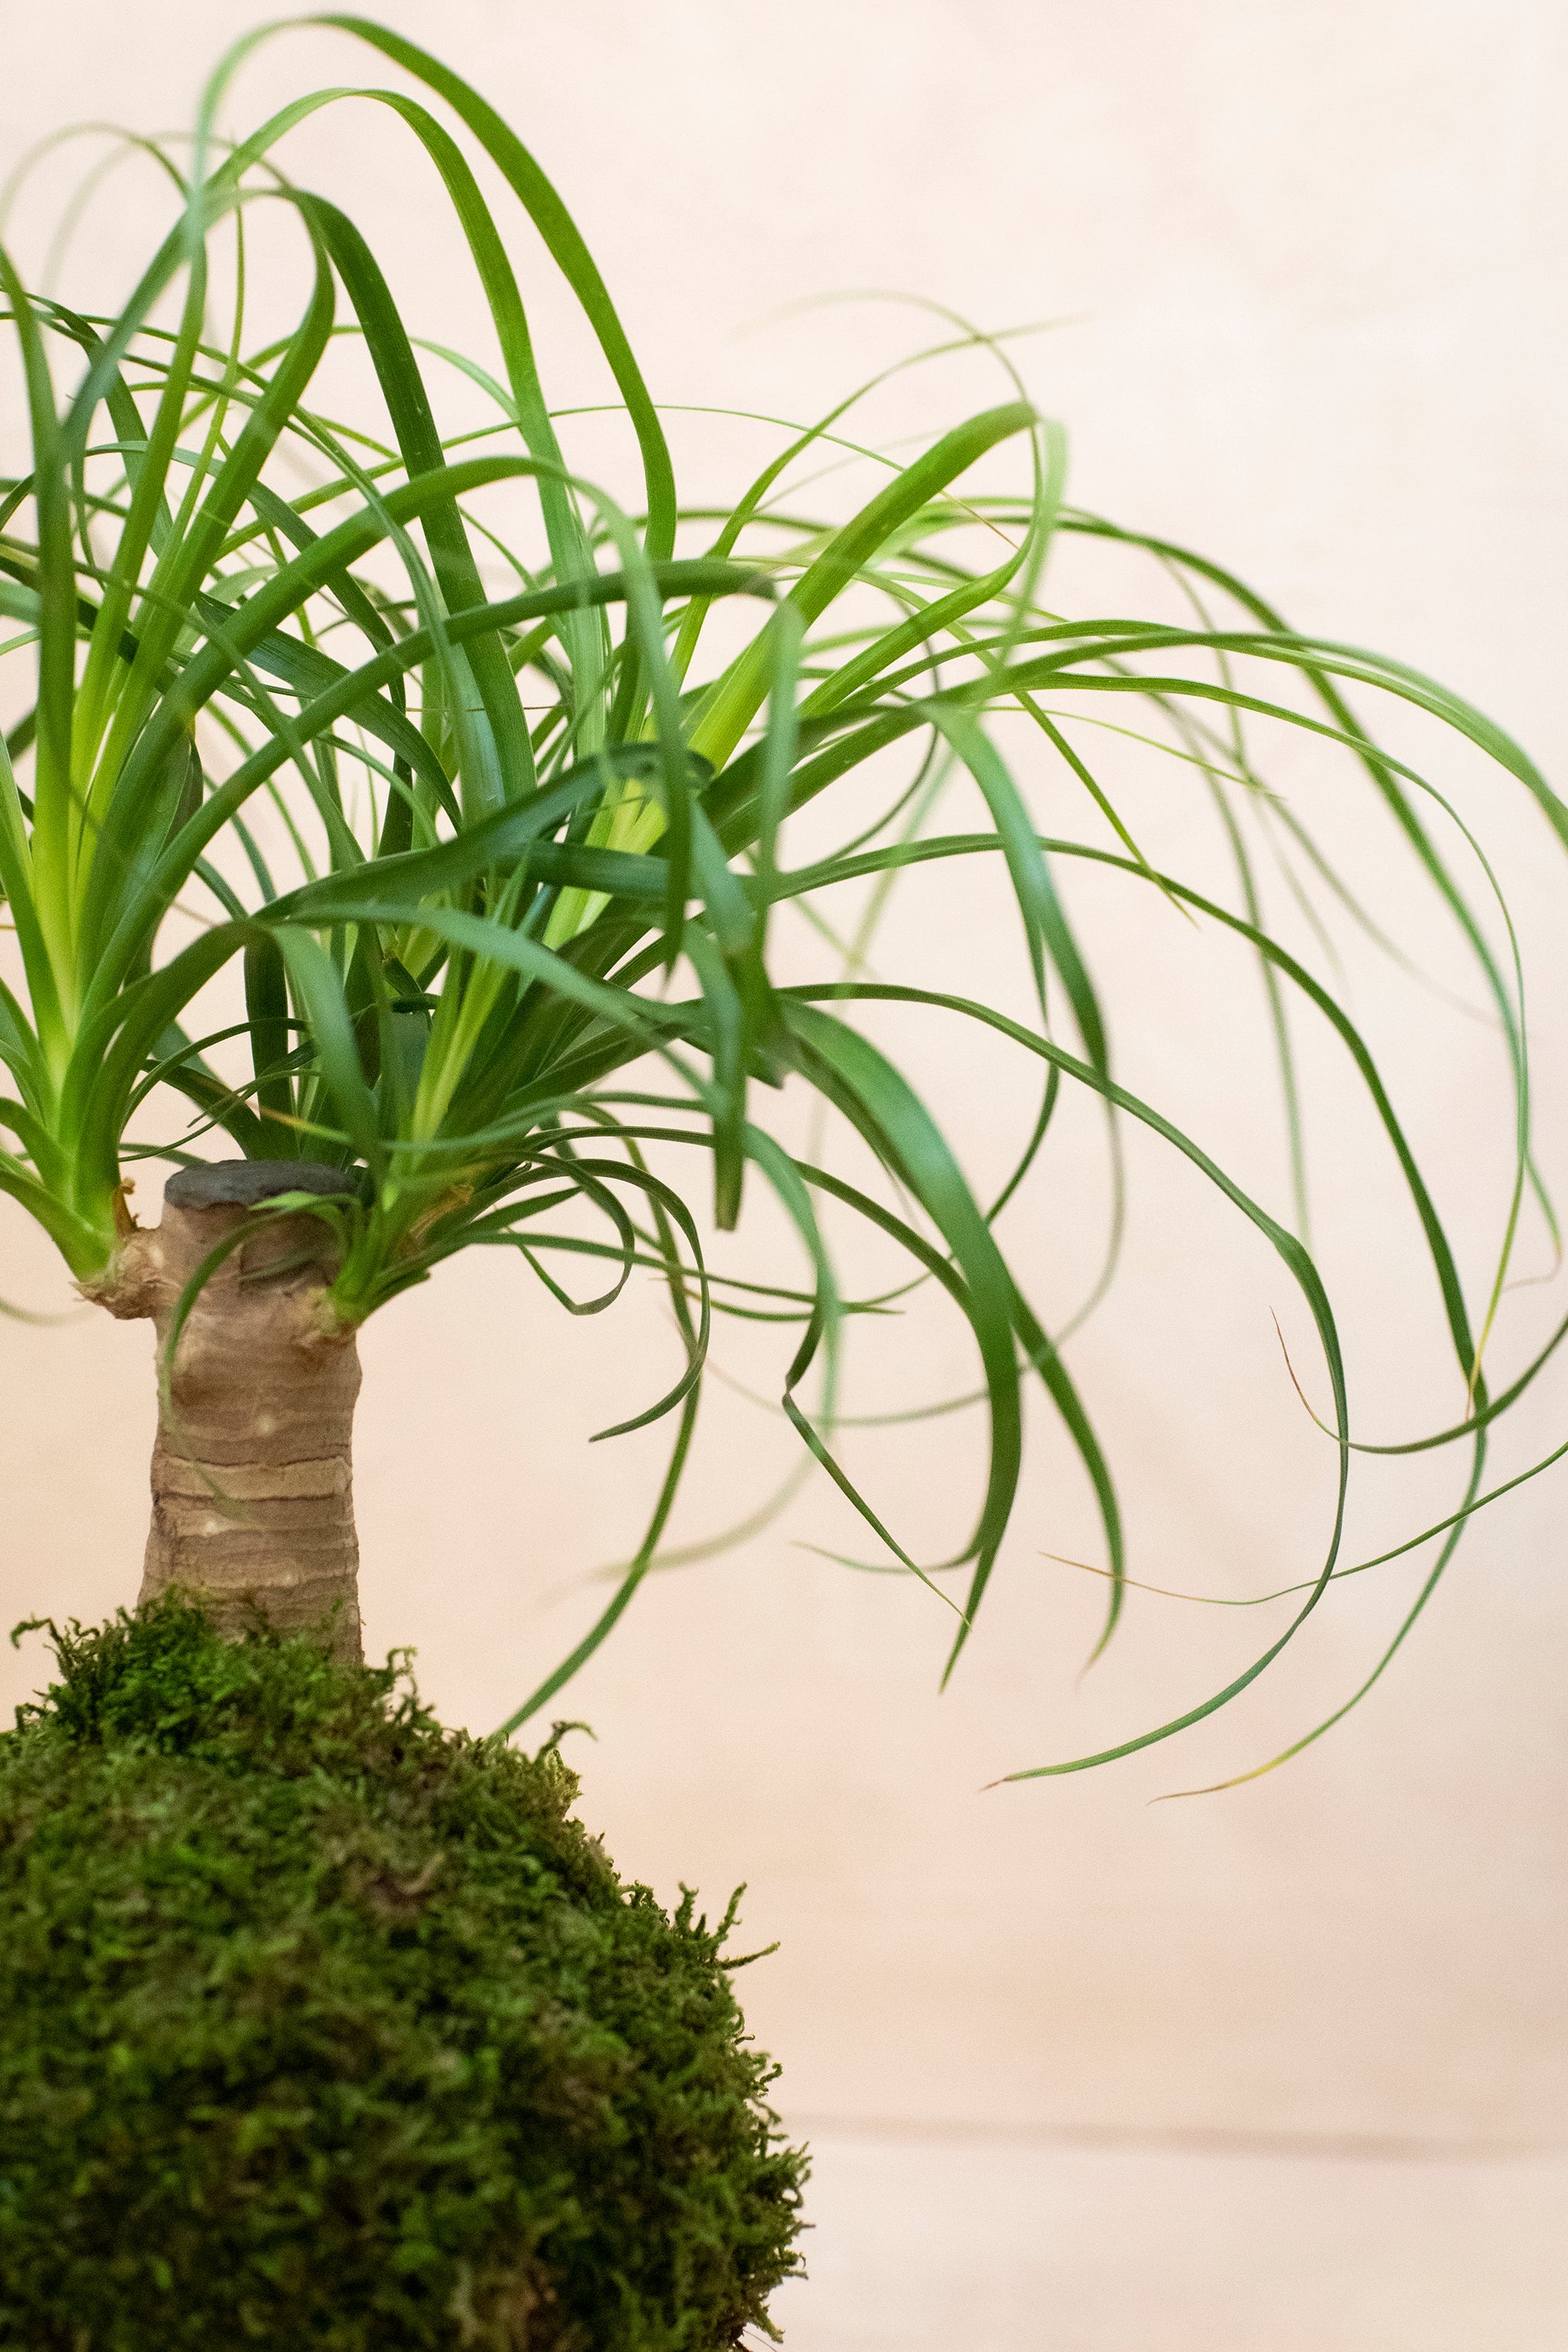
[0,1604,805,2349]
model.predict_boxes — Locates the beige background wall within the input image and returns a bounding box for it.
[0,0,1564,2200]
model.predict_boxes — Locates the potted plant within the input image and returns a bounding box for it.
[1,14,1559,2343]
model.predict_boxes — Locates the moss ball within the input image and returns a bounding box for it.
[0,1604,805,2349]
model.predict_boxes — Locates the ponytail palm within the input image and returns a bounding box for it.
[2,15,1559,1770]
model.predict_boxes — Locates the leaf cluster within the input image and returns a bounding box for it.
[1,16,1563,1769]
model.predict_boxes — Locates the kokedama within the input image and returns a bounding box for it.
[0,13,1563,2346]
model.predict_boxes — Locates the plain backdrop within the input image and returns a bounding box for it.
[1,0,1565,2229]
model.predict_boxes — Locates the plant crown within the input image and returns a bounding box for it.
[0,16,1561,1774]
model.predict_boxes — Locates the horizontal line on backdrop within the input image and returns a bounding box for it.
[782,2115,1566,2166]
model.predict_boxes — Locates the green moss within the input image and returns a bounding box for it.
[0,1604,806,2350]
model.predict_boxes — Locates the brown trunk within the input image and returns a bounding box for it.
[88,1162,364,1660]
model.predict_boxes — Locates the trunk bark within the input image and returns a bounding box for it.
[89,1162,364,1660]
